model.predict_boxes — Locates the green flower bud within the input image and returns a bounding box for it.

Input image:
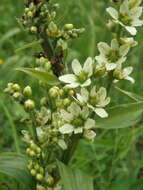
[40,97,48,106]
[59,89,64,96]
[23,86,32,96]
[12,84,20,91]
[68,90,74,96]
[8,82,14,88]
[39,57,46,64]
[29,150,36,157]
[30,143,37,150]
[36,185,46,190]
[44,61,51,71]
[49,87,59,98]
[46,176,54,185]
[36,173,44,181]
[64,24,74,30]
[31,169,36,176]
[36,147,41,154]
[39,167,44,174]
[34,164,40,170]
[24,99,35,110]
[63,98,70,106]
[24,8,29,13]
[27,11,33,18]
[30,26,37,33]
[26,148,31,155]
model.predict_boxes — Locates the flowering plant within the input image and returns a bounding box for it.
[2,0,143,189]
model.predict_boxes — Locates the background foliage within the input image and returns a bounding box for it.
[1,0,143,189]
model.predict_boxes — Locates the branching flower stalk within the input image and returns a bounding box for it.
[4,0,143,189]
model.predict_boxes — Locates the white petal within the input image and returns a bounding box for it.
[123,67,133,76]
[106,7,119,20]
[95,55,107,63]
[83,57,93,76]
[85,118,96,129]
[60,109,73,122]
[106,63,116,71]
[68,102,81,116]
[76,93,85,103]
[97,87,107,100]
[119,45,130,56]
[66,82,79,88]
[97,42,111,55]
[111,39,119,50]
[59,124,74,134]
[58,139,67,150]
[125,76,135,83]
[120,0,129,15]
[72,59,82,75]
[74,127,83,134]
[59,74,77,83]
[125,26,137,36]
[81,79,91,87]
[132,19,143,27]
[116,57,127,64]
[94,108,108,118]
[81,106,89,119]
[81,88,89,101]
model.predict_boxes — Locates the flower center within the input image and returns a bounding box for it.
[78,71,88,83]
[120,14,132,26]
[107,50,120,62]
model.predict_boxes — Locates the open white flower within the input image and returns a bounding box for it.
[76,87,110,118]
[95,39,129,71]
[59,57,93,88]
[113,64,135,83]
[106,0,143,35]
[59,102,95,134]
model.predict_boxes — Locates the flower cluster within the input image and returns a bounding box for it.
[4,0,143,189]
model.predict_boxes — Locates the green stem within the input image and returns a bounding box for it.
[107,71,113,95]
[0,100,21,153]
[62,134,81,165]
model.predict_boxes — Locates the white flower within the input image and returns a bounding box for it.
[113,64,135,83]
[76,87,110,118]
[106,0,143,35]
[59,102,96,134]
[59,57,93,88]
[95,39,130,71]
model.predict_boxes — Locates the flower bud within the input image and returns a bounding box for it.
[40,97,48,106]
[30,26,37,33]
[34,164,40,170]
[64,24,74,30]
[44,61,51,71]
[24,8,29,13]
[49,87,59,98]
[23,86,32,96]
[39,57,46,64]
[31,169,36,176]
[63,98,70,106]
[46,176,54,185]
[12,84,20,91]
[24,99,35,110]
[36,173,44,181]
[27,11,33,18]
[36,185,46,190]
[29,150,36,157]
[8,82,14,88]
[68,90,74,96]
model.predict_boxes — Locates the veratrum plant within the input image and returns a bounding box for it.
[3,0,143,189]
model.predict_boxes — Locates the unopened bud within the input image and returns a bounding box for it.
[36,173,44,181]
[24,99,35,110]
[23,86,32,96]
[13,92,21,99]
[30,26,37,33]
[31,169,36,176]
[64,24,74,30]
[12,84,20,91]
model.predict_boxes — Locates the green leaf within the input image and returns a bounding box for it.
[0,152,35,190]
[115,86,143,102]
[57,160,94,190]
[15,39,43,53]
[16,67,60,85]
[95,101,143,129]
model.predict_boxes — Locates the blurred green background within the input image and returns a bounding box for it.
[1,0,143,189]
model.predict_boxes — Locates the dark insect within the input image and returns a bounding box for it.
[50,52,64,76]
